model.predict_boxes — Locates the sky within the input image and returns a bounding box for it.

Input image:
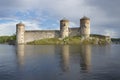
[0,0,119,38]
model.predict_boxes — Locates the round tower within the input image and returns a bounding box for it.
[60,19,69,38]
[16,22,25,44]
[80,16,90,38]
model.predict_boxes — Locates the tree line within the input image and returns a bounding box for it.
[0,34,16,44]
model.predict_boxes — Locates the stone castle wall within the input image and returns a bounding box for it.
[24,28,81,43]
[24,27,80,43]
[80,17,90,38]
[16,23,25,44]
[16,16,91,44]
[24,30,60,43]
[69,27,80,37]
[60,20,69,38]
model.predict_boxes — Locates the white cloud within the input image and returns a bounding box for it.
[0,21,41,36]
[0,0,119,37]
[0,22,16,36]
[70,22,79,28]
[104,30,118,38]
[24,21,41,30]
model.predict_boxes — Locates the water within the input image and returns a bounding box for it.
[0,44,120,80]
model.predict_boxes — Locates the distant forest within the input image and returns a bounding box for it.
[111,38,120,44]
[0,34,16,44]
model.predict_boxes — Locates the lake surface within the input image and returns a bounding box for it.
[0,44,120,80]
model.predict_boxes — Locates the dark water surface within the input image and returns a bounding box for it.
[0,44,120,80]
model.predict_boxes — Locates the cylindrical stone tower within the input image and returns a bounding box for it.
[80,16,90,38]
[60,19,69,38]
[16,22,25,44]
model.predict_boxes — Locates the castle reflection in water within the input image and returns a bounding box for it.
[16,45,91,72]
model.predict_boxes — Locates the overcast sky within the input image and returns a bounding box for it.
[0,0,119,38]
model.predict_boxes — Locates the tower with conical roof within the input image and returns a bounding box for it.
[60,18,69,38]
[80,16,90,38]
[16,22,25,44]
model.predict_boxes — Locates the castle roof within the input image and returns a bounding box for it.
[16,22,25,26]
[80,16,90,20]
[60,18,69,22]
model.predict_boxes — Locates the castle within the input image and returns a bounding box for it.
[16,16,90,44]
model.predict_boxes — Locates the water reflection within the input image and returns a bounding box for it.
[16,44,91,73]
[16,45,25,67]
[1,44,120,80]
[59,45,91,72]
[60,45,70,72]
[80,45,91,71]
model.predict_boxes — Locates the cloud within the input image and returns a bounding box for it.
[24,21,41,30]
[0,22,16,36]
[0,20,41,36]
[104,29,119,38]
[70,22,79,27]
[0,0,119,38]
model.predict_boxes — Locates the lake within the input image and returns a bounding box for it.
[0,44,120,80]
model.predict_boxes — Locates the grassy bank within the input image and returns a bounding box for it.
[27,35,111,45]
[0,34,112,45]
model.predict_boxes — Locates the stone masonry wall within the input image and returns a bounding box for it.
[24,28,81,43]
[69,27,80,37]
[24,30,60,43]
